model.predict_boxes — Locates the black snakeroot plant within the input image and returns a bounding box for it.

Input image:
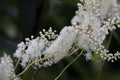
[0,0,120,80]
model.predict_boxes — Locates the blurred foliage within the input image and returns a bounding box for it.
[0,0,120,80]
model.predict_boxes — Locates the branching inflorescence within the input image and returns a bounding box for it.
[0,0,120,80]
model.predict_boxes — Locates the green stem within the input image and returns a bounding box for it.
[15,58,21,70]
[65,48,79,57]
[54,50,83,80]
[14,54,53,79]
[16,62,31,77]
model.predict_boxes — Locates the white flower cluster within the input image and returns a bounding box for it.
[0,53,20,80]
[14,27,58,68]
[0,0,119,79]
[45,26,78,64]
[72,0,120,61]
[14,26,79,68]
[14,0,120,70]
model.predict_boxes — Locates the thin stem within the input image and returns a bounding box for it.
[14,54,53,78]
[16,62,31,77]
[30,48,79,80]
[66,48,79,57]
[54,50,83,80]
[14,47,80,79]
[15,58,21,70]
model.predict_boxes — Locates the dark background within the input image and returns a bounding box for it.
[0,0,120,80]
